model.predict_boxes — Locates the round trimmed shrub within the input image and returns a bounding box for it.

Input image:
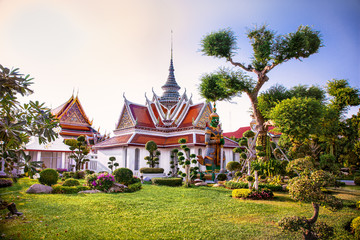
[39,168,58,186]
[354,177,360,186]
[217,173,227,181]
[0,179,13,188]
[63,178,80,186]
[232,189,251,198]
[351,216,360,239]
[113,168,133,185]
[151,177,182,186]
[246,175,254,182]
[139,167,164,173]
[226,161,240,171]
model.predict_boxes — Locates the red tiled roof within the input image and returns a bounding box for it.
[223,126,251,139]
[93,134,133,149]
[129,104,155,128]
[224,126,280,139]
[178,103,204,128]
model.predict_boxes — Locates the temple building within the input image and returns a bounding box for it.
[94,52,239,175]
[24,95,105,171]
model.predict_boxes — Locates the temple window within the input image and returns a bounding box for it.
[134,148,140,171]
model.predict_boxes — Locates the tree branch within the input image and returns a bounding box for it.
[228,57,254,72]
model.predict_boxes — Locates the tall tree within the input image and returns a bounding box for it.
[199,25,322,149]
[0,65,58,178]
[64,135,90,171]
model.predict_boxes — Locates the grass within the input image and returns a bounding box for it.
[0,178,359,240]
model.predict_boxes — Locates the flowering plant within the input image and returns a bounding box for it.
[92,173,115,192]
[247,188,274,200]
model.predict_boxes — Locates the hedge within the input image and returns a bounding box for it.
[0,179,13,188]
[140,167,164,174]
[52,184,90,194]
[151,177,182,186]
[225,181,284,191]
[232,189,251,198]
[125,182,142,193]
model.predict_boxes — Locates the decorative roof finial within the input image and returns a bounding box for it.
[171,30,173,60]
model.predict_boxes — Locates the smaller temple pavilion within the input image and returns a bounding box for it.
[24,94,105,172]
[94,51,239,175]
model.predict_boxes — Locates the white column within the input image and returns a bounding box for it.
[61,152,66,169]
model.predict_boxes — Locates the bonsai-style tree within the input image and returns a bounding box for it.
[144,140,160,168]
[176,138,198,187]
[279,169,343,239]
[169,149,179,177]
[64,135,90,171]
[199,25,322,150]
[0,65,58,179]
[108,156,119,173]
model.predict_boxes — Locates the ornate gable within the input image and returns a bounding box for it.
[61,102,88,124]
[195,104,212,128]
[116,106,135,130]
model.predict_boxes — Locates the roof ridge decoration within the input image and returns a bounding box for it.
[115,95,136,130]
[54,94,92,126]
[192,102,210,127]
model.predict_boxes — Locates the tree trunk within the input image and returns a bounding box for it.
[302,202,320,240]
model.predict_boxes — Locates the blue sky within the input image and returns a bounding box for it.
[0,0,359,134]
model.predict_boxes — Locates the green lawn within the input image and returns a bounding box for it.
[0,178,359,240]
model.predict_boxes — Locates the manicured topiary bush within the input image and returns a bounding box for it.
[113,168,133,185]
[217,173,227,181]
[151,177,183,186]
[52,184,90,194]
[225,181,248,189]
[93,173,115,192]
[63,178,80,187]
[139,167,164,173]
[354,177,360,186]
[0,179,13,188]
[126,182,142,192]
[39,168,59,186]
[75,171,86,179]
[232,189,251,198]
[352,216,360,239]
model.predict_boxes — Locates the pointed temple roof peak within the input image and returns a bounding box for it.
[159,34,181,109]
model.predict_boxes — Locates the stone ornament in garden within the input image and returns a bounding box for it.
[26,184,53,194]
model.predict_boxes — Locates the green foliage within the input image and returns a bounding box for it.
[247,188,274,200]
[151,177,183,187]
[108,156,118,173]
[0,65,59,176]
[278,216,334,239]
[199,68,252,102]
[200,28,237,59]
[319,154,338,173]
[270,97,323,144]
[352,216,360,239]
[64,135,90,171]
[177,138,198,187]
[354,177,360,186]
[63,178,80,187]
[52,184,90,194]
[113,168,134,185]
[232,189,251,198]
[144,140,160,168]
[287,157,314,175]
[246,175,254,182]
[139,167,164,173]
[75,171,86,179]
[217,173,227,181]
[18,153,42,178]
[225,181,248,189]
[226,161,241,171]
[327,79,360,112]
[39,168,59,186]
[125,182,142,192]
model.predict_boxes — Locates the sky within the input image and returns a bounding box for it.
[1,0,359,135]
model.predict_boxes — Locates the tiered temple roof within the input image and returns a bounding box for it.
[94,53,238,150]
[51,95,103,145]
